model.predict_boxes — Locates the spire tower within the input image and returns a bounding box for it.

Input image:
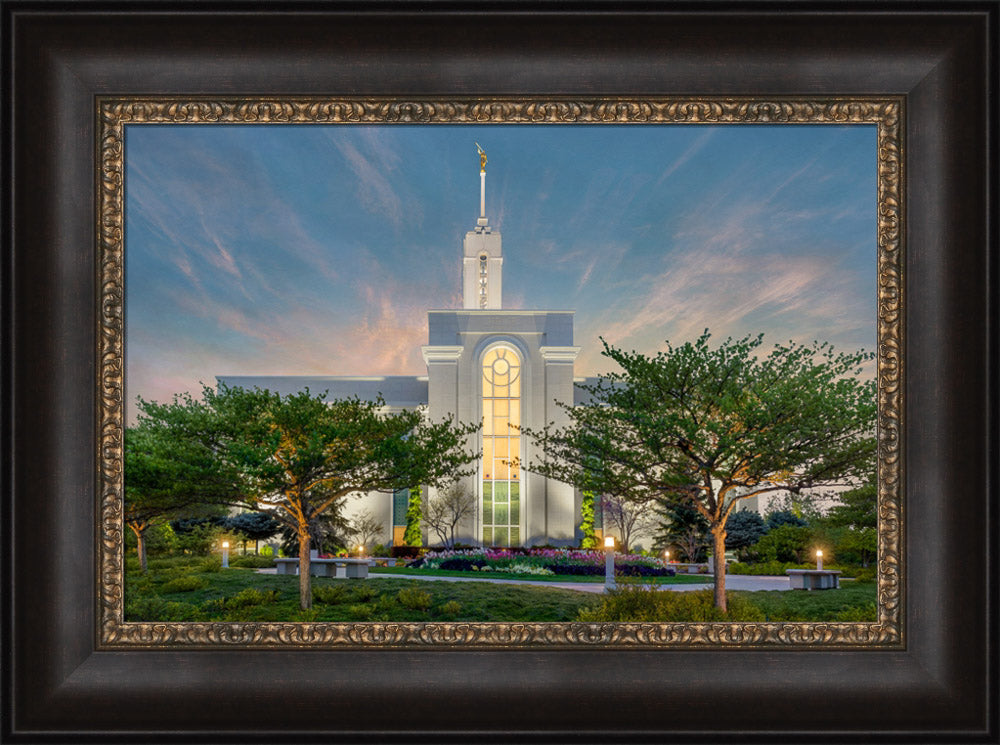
[463,144,503,309]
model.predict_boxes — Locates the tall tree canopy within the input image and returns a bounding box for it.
[137,385,478,609]
[125,397,243,570]
[212,385,478,608]
[528,331,876,611]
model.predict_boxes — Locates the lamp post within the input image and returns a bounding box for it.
[604,535,616,590]
[664,550,670,565]
[221,541,230,569]
[816,549,823,571]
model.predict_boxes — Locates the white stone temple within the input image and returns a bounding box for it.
[218,146,593,547]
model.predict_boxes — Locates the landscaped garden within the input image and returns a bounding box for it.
[124,553,878,623]
[400,546,707,581]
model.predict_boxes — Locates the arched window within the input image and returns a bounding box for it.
[481,346,521,546]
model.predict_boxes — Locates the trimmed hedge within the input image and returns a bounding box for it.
[439,557,489,571]
[547,563,676,577]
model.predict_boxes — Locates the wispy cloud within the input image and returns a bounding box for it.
[328,132,406,228]
[655,128,715,187]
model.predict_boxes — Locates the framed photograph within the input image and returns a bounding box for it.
[3,3,996,742]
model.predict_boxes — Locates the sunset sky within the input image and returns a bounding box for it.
[124,123,877,421]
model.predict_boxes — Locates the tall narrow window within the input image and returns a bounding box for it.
[479,254,488,308]
[481,346,521,546]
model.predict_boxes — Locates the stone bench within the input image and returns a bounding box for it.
[669,563,710,574]
[274,557,369,579]
[786,569,841,590]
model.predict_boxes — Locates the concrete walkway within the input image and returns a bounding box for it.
[365,572,792,593]
[256,567,792,592]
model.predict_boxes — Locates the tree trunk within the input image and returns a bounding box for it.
[711,524,727,613]
[298,522,312,610]
[129,523,148,572]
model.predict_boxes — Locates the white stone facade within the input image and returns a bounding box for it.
[217,157,587,547]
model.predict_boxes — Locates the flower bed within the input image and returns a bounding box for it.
[419,548,676,577]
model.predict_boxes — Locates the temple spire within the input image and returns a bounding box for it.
[476,142,488,225]
[463,144,502,309]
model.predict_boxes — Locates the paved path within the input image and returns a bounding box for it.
[257,567,792,592]
[366,572,792,593]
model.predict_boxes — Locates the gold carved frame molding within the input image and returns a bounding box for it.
[97,97,902,648]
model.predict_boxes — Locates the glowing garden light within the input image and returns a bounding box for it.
[604,535,616,590]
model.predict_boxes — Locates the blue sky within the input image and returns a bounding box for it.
[124,123,876,420]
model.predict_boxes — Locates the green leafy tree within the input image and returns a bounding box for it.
[403,486,424,547]
[141,385,477,609]
[125,402,242,571]
[527,331,875,612]
[824,481,877,567]
[579,491,598,549]
[827,481,877,530]
[753,523,813,563]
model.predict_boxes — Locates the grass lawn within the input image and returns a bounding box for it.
[124,556,877,623]
[731,582,878,622]
[126,563,601,623]
[368,565,712,584]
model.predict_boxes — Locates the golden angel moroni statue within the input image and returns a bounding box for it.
[476,142,487,172]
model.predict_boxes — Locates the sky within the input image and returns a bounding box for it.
[124,123,877,422]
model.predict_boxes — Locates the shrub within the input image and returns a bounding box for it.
[752,525,812,563]
[198,557,223,573]
[159,601,203,621]
[439,557,489,572]
[229,555,276,568]
[728,560,809,576]
[347,604,373,620]
[125,596,169,621]
[224,588,279,609]
[313,585,348,605]
[546,563,675,577]
[160,575,208,593]
[351,585,379,603]
[439,600,462,616]
[397,587,432,611]
[851,567,877,583]
[832,603,878,621]
[578,587,765,622]
[390,545,423,560]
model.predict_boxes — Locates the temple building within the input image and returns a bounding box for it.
[218,146,593,547]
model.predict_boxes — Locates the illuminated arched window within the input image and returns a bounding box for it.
[481,346,521,546]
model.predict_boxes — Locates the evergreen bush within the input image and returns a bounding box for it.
[397,587,432,610]
[159,575,208,593]
[577,586,765,622]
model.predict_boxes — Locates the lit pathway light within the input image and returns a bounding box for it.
[604,535,616,590]
[221,541,230,569]
[816,549,823,571]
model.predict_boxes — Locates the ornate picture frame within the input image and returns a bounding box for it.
[4,5,995,742]
[99,96,902,649]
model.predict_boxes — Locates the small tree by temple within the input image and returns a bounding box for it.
[528,331,876,612]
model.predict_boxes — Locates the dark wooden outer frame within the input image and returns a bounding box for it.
[2,3,996,742]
